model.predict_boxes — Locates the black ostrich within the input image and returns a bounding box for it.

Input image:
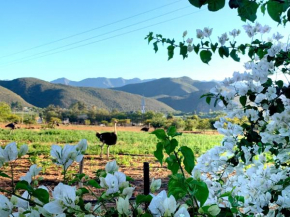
[5,122,17,133]
[96,121,118,158]
[5,122,17,130]
[141,123,150,132]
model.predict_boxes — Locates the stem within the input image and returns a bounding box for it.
[10,163,15,193]
[0,188,43,207]
[174,151,199,216]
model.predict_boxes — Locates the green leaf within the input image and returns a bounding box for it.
[87,179,101,189]
[167,126,177,137]
[220,191,232,197]
[229,0,242,8]
[238,44,246,54]
[189,0,208,8]
[154,142,164,165]
[32,189,49,204]
[267,1,288,23]
[288,9,290,21]
[167,45,175,60]
[77,187,90,195]
[218,46,229,58]
[210,43,218,53]
[153,42,158,53]
[193,44,200,54]
[0,171,11,179]
[15,180,33,193]
[230,49,240,62]
[239,96,247,107]
[237,0,259,22]
[206,96,211,105]
[180,146,195,174]
[187,178,209,206]
[168,174,187,199]
[166,155,179,174]
[276,80,284,88]
[146,32,153,44]
[151,129,167,140]
[165,139,178,155]
[136,195,153,205]
[126,175,134,181]
[180,44,188,59]
[200,50,212,64]
[261,3,266,14]
[208,0,225,11]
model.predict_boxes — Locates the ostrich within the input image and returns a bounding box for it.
[141,123,150,132]
[96,121,118,158]
[5,122,17,134]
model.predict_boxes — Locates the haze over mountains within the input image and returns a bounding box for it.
[51,77,155,88]
[0,76,220,113]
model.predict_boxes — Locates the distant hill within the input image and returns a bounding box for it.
[157,91,220,113]
[0,85,32,107]
[0,78,174,112]
[113,76,220,112]
[51,77,155,88]
[113,76,218,97]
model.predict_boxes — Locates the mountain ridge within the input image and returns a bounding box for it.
[0,78,174,112]
[51,77,155,88]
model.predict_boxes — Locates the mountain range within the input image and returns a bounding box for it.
[0,78,173,112]
[0,76,220,113]
[51,77,155,88]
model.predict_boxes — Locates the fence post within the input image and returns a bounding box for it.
[143,162,150,209]
[79,158,84,187]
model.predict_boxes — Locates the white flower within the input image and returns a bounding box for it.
[163,195,177,216]
[117,196,130,216]
[174,207,190,217]
[229,29,241,37]
[51,142,84,170]
[105,160,119,173]
[0,142,18,162]
[76,139,88,153]
[218,33,229,46]
[44,183,76,214]
[259,25,271,34]
[100,173,119,195]
[196,29,204,39]
[149,190,167,216]
[183,31,187,37]
[29,164,42,177]
[203,27,213,37]
[273,32,283,41]
[18,144,28,157]
[187,45,193,52]
[122,187,135,198]
[150,178,161,192]
[0,195,13,217]
[186,38,193,45]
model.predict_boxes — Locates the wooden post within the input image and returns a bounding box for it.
[143,162,150,209]
[79,158,84,187]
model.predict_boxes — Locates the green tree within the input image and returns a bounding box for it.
[0,102,12,122]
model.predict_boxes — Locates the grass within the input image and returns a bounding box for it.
[0,128,223,157]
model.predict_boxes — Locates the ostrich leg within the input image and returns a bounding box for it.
[100,143,104,158]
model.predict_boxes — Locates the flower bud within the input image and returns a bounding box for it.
[150,178,161,193]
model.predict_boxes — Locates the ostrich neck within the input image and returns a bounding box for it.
[114,123,117,135]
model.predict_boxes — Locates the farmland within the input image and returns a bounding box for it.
[0,124,222,195]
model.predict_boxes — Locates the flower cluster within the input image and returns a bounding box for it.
[192,24,290,215]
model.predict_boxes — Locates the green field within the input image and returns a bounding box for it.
[0,129,222,157]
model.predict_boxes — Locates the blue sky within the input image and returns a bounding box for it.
[0,0,289,82]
